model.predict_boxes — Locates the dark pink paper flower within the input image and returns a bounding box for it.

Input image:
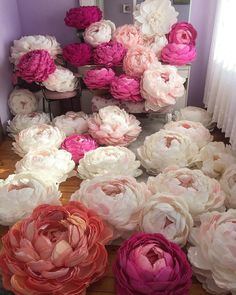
[16,49,56,83]
[167,22,197,46]
[94,41,126,67]
[113,233,192,295]
[83,68,115,90]
[64,6,102,30]
[63,43,92,67]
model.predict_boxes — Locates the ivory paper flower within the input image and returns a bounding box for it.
[88,106,141,146]
[139,194,193,247]
[188,210,236,294]
[84,20,116,47]
[148,167,225,222]
[8,89,38,115]
[53,111,88,136]
[71,175,150,239]
[137,130,198,174]
[143,34,168,58]
[113,24,143,49]
[77,146,142,179]
[0,173,61,226]
[133,0,178,37]
[12,124,65,157]
[15,148,75,184]
[220,164,236,208]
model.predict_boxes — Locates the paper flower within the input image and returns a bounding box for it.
[143,34,168,58]
[53,111,88,136]
[168,22,197,46]
[161,43,197,66]
[113,233,192,295]
[0,202,112,295]
[64,6,102,29]
[8,89,38,115]
[71,175,150,239]
[0,173,61,226]
[84,20,116,47]
[110,75,143,102]
[16,49,56,83]
[88,106,141,146]
[141,63,185,111]
[164,120,213,148]
[12,124,65,157]
[133,0,178,37]
[42,66,78,92]
[188,210,236,295]
[63,43,92,67]
[15,148,75,184]
[61,134,98,163]
[137,130,198,174]
[123,46,157,78]
[148,167,225,222]
[83,68,115,90]
[94,41,126,67]
[220,164,236,208]
[77,146,142,179]
[10,35,62,65]
[113,24,143,49]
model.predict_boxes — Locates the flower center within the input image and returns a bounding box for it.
[178,175,194,188]
[8,183,29,191]
[161,73,170,82]
[182,123,191,129]
[165,136,176,148]
[102,184,123,196]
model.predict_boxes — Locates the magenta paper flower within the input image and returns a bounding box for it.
[83,68,115,90]
[16,49,56,83]
[94,41,126,67]
[161,43,197,66]
[110,74,143,102]
[113,233,192,295]
[61,134,98,163]
[64,6,102,30]
[168,22,197,46]
[63,43,92,67]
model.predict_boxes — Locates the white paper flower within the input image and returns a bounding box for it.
[164,120,213,148]
[133,0,178,37]
[220,164,236,208]
[7,112,50,138]
[10,35,62,65]
[0,173,61,226]
[188,210,236,294]
[12,124,65,157]
[84,20,116,47]
[71,175,150,239]
[77,146,142,179]
[15,148,75,184]
[8,89,38,115]
[42,66,78,92]
[137,130,198,174]
[144,34,168,57]
[139,193,193,246]
[53,111,88,136]
[148,167,225,222]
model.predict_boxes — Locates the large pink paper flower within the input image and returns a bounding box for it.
[64,6,102,29]
[123,46,157,78]
[61,134,98,163]
[161,43,197,66]
[0,202,112,295]
[113,233,192,295]
[113,24,143,49]
[94,41,126,67]
[16,49,56,83]
[63,43,92,67]
[83,68,115,90]
[110,74,143,102]
[168,22,197,46]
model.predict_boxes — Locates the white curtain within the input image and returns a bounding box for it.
[204,0,236,150]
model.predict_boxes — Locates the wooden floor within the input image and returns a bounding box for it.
[0,137,211,295]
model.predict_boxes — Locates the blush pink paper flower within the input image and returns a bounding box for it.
[110,74,143,102]
[63,43,92,67]
[113,24,143,49]
[113,233,192,295]
[168,22,197,46]
[16,49,56,83]
[0,202,112,295]
[161,43,197,66]
[64,6,102,29]
[61,134,98,163]
[83,68,115,90]
[94,41,126,67]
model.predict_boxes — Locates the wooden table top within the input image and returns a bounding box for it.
[0,137,209,295]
